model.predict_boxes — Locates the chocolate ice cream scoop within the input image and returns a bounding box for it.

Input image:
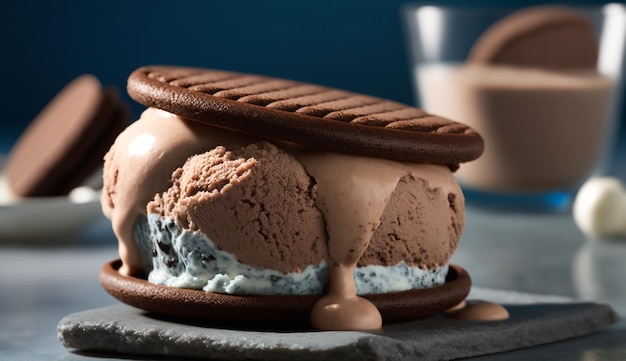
[148,141,328,274]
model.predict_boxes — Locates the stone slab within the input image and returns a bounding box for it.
[57,288,619,361]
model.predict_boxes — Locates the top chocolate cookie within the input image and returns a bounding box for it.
[127,65,483,166]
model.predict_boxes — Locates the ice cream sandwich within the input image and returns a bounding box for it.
[100,65,484,330]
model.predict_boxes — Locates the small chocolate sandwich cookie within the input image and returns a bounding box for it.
[468,6,599,69]
[5,75,130,197]
[127,65,484,167]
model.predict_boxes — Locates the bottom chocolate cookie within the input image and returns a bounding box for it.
[99,260,471,328]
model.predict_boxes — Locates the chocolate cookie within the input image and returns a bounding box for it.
[100,260,471,327]
[127,66,483,166]
[5,75,130,197]
[468,6,598,69]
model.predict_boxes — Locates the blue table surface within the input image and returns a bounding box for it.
[1,135,626,361]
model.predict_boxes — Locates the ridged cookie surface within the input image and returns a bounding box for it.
[127,66,483,166]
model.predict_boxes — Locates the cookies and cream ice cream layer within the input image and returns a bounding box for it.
[102,108,465,296]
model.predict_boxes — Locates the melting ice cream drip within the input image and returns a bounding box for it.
[297,152,417,330]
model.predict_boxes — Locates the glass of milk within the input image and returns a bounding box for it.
[402,3,625,212]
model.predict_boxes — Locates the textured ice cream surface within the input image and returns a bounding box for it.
[147,141,328,274]
[136,214,449,295]
[134,140,463,296]
[360,173,464,269]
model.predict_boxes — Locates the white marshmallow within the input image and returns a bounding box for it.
[573,177,626,238]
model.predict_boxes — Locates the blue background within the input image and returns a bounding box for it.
[2,0,625,153]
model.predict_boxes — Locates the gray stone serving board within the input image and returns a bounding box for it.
[57,287,618,361]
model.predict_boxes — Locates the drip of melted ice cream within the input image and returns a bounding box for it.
[101,109,251,276]
[445,300,510,321]
[295,151,459,330]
